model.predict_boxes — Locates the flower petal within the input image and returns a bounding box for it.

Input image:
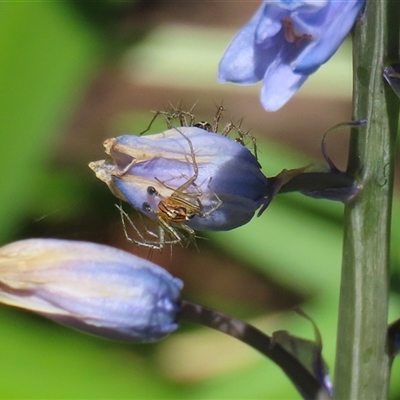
[218,4,268,83]
[0,239,183,342]
[261,60,308,111]
[293,0,365,73]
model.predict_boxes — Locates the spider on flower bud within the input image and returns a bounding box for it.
[117,127,222,250]
[89,107,269,250]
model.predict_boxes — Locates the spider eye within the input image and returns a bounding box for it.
[147,186,158,195]
[142,202,152,212]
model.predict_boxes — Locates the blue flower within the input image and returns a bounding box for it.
[90,126,269,232]
[0,239,183,342]
[218,0,365,111]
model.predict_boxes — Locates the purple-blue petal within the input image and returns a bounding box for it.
[261,59,308,111]
[256,4,287,43]
[218,4,268,83]
[293,0,365,73]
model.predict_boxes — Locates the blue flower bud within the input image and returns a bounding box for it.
[90,127,269,232]
[0,239,183,342]
[218,0,366,111]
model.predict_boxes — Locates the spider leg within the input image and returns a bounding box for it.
[197,178,223,218]
[158,217,188,246]
[212,105,225,133]
[117,204,157,247]
[139,110,163,135]
[117,204,182,249]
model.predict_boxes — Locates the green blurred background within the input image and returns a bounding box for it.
[0,1,399,399]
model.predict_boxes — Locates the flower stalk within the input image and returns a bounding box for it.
[178,300,329,400]
[334,1,400,398]
[273,167,360,204]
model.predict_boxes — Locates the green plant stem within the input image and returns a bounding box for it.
[334,1,400,399]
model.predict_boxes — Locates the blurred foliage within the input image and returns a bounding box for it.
[0,2,99,242]
[0,2,400,399]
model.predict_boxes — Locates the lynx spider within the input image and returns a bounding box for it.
[119,126,222,250]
